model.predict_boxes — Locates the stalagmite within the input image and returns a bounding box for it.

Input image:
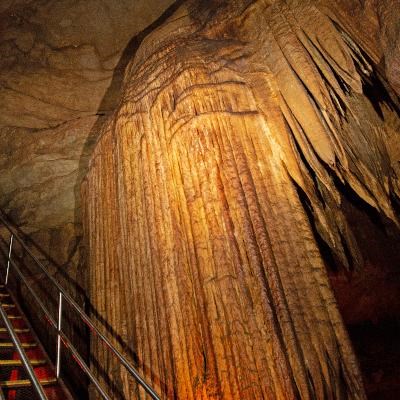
[82,0,400,398]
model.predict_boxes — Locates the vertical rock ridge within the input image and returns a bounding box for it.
[82,0,399,398]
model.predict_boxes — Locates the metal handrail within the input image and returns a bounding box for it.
[0,301,48,400]
[5,256,111,399]
[0,211,160,400]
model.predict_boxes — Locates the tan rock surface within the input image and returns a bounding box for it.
[0,0,175,396]
[0,0,175,270]
[0,0,399,398]
[83,0,400,399]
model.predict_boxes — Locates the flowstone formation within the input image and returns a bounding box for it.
[83,0,400,399]
[0,0,398,399]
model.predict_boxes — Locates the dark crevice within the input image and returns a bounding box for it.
[305,368,318,400]
[389,191,400,220]
[331,174,387,233]
[329,63,351,96]
[290,175,339,273]
[331,18,400,119]
[348,318,400,400]
[284,116,348,272]
[338,231,355,272]
[359,67,400,120]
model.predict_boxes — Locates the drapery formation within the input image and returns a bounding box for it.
[82,1,399,398]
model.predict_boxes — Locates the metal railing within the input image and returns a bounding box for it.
[0,211,160,400]
[0,301,47,400]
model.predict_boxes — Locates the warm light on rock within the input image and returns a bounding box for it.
[82,1,400,399]
[0,0,399,399]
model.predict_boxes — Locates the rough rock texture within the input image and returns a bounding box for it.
[0,0,398,399]
[0,1,176,301]
[82,1,400,399]
[323,0,400,96]
[0,0,175,263]
[374,0,400,94]
[0,0,175,397]
[1,0,398,256]
[0,0,176,129]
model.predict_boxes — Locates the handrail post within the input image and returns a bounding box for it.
[56,291,63,379]
[5,233,13,285]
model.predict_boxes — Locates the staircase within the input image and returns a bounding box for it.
[0,211,160,400]
[0,285,70,400]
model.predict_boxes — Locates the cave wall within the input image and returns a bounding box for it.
[82,0,400,399]
[0,0,175,280]
[0,0,399,399]
[321,0,400,96]
[0,0,175,396]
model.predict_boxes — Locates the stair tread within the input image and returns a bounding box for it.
[0,342,37,348]
[0,328,29,333]
[0,377,57,388]
[0,359,47,366]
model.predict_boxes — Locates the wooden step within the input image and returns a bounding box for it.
[0,359,46,367]
[0,328,29,333]
[4,315,22,320]
[1,304,15,308]
[0,377,57,388]
[0,342,37,349]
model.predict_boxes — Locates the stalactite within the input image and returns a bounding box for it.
[82,0,400,398]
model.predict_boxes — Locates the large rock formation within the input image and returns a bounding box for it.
[0,0,175,397]
[0,0,398,399]
[82,0,400,399]
[2,0,397,258]
[0,0,175,278]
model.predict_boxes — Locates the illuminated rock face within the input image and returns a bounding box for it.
[82,1,399,399]
[0,0,175,396]
[0,0,174,293]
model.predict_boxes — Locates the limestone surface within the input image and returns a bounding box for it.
[0,0,174,277]
[83,1,400,399]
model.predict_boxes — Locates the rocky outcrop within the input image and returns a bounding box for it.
[0,0,175,397]
[375,0,400,94]
[0,0,175,303]
[0,0,399,399]
[321,0,400,96]
[82,0,399,399]
[1,1,397,258]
